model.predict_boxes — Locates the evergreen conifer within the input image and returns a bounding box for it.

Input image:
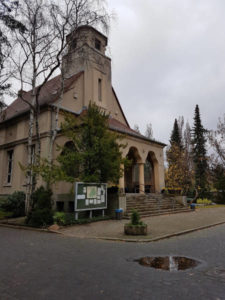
[170,118,182,148]
[192,105,208,195]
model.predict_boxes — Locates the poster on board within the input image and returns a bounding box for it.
[75,182,107,212]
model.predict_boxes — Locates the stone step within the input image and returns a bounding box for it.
[126,198,177,203]
[126,205,184,210]
[125,193,188,217]
[136,209,191,218]
[126,207,185,214]
[126,204,184,209]
[125,208,191,218]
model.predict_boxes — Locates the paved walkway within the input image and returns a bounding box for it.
[59,206,225,241]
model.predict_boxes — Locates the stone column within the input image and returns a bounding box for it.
[138,163,145,194]
[119,164,125,193]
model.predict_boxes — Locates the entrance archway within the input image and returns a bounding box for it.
[145,151,159,193]
[144,153,155,193]
[124,147,141,193]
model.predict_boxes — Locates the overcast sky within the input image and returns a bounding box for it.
[5,0,225,145]
[107,0,225,143]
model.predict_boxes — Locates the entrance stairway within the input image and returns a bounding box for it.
[125,193,191,218]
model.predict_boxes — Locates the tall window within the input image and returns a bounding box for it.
[98,78,102,102]
[7,150,13,184]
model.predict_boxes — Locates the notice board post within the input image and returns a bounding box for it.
[75,182,107,220]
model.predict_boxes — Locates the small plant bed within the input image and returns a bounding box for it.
[53,212,111,226]
[124,210,147,236]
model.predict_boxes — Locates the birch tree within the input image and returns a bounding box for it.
[0,0,25,114]
[9,0,110,214]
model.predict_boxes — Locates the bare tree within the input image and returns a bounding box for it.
[0,0,26,113]
[145,123,153,139]
[9,0,110,214]
[209,114,225,167]
[133,124,140,134]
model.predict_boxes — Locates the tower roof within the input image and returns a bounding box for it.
[66,25,108,46]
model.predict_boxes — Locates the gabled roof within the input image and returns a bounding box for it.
[0,72,83,123]
[0,71,166,147]
[112,88,129,128]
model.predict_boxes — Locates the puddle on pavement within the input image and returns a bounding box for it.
[135,256,200,272]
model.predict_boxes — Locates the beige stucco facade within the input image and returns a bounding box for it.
[0,25,165,206]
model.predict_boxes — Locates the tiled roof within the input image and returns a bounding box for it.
[0,72,83,123]
[0,70,166,147]
[108,118,166,147]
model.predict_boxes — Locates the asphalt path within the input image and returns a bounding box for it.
[1,225,225,300]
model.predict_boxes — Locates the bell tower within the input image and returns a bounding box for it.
[62,25,112,110]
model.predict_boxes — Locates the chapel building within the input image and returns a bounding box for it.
[0,26,166,210]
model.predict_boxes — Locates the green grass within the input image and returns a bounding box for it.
[0,210,13,220]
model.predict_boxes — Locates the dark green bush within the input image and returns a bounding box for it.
[53,212,110,226]
[31,186,52,210]
[0,191,25,217]
[26,186,53,227]
[27,208,53,227]
[131,210,141,225]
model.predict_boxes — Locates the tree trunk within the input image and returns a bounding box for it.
[25,98,35,215]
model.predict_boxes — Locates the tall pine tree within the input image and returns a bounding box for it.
[192,105,208,195]
[170,118,182,148]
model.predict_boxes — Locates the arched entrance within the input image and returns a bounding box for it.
[144,153,155,193]
[145,151,160,193]
[124,147,141,193]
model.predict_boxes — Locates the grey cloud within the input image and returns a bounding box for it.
[108,0,225,143]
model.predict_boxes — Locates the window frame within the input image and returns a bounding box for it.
[98,78,102,102]
[6,149,14,185]
[95,38,101,51]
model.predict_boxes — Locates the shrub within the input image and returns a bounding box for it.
[53,212,110,226]
[131,210,143,226]
[53,212,68,226]
[196,198,212,205]
[26,186,53,227]
[0,191,25,217]
[27,208,53,227]
[31,186,52,210]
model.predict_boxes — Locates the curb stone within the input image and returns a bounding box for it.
[1,220,225,242]
[92,220,225,243]
[0,222,63,234]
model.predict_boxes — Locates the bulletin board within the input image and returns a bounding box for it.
[75,182,107,211]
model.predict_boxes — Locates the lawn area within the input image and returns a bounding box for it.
[0,210,13,220]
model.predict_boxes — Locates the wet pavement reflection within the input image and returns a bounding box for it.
[136,256,200,271]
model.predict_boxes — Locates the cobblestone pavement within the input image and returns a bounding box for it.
[1,225,225,299]
[59,206,225,240]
